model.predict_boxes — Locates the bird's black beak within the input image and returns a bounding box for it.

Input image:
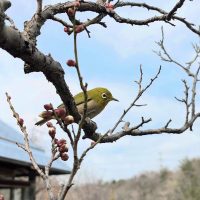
[111,97,119,102]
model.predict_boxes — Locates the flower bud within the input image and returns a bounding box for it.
[54,108,66,118]
[73,1,80,7]
[64,115,74,125]
[18,118,24,126]
[49,127,56,139]
[67,8,75,16]
[57,139,67,147]
[59,144,68,153]
[105,3,114,9]
[64,27,69,33]
[46,122,53,127]
[61,152,69,161]
[44,104,53,111]
[75,24,84,33]
[91,141,96,146]
[54,138,58,144]
[66,59,76,67]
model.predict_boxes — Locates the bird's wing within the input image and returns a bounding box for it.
[57,92,92,108]
[74,92,92,106]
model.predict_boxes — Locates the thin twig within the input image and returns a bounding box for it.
[36,0,42,14]
[109,65,161,134]
[6,93,55,200]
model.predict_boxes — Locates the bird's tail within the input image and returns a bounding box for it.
[35,118,49,126]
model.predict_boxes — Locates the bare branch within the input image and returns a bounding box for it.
[166,0,186,20]
[36,0,42,15]
[191,66,200,118]
[49,15,73,28]
[6,92,46,179]
[130,117,152,131]
[109,65,161,134]
[155,27,195,77]
[164,119,172,129]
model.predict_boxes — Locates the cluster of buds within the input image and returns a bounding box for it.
[55,138,69,161]
[43,103,74,125]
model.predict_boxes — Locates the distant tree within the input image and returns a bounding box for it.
[0,0,200,199]
[176,159,200,200]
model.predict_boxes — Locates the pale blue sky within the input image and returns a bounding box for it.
[0,0,200,181]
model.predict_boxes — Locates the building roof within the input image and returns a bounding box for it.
[0,120,70,175]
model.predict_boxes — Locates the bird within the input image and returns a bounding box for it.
[35,87,118,126]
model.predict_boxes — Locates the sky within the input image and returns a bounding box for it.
[0,0,200,182]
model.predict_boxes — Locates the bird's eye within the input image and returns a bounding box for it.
[101,93,107,99]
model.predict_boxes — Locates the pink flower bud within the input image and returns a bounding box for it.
[66,59,76,67]
[61,152,69,161]
[64,115,74,125]
[105,3,114,9]
[49,127,56,139]
[73,1,80,7]
[75,24,84,33]
[18,118,24,126]
[64,27,69,33]
[91,141,96,146]
[67,8,75,16]
[54,108,66,118]
[46,122,53,127]
[59,144,68,153]
[44,104,53,111]
[57,139,67,147]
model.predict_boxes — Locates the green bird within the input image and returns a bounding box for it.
[35,87,118,126]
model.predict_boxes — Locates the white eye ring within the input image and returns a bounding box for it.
[101,93,107,99]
